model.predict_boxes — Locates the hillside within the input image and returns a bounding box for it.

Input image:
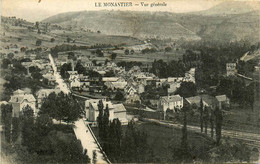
[43,11,200,41]
[43,1,260,44]
[192,1,260,16]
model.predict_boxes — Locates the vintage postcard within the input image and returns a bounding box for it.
[0,0,260,163]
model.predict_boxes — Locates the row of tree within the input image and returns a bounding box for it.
[96,100,153,163]
[176,104,250,162]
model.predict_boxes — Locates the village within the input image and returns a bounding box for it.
[1,4,260,163]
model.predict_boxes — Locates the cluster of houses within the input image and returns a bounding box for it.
[2,52,230,123]
[5,88,129,123]
[157,93,229,114]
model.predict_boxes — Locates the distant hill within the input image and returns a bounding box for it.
[43,1,260,44]
[43,11,200,41]
[192,1,260,16]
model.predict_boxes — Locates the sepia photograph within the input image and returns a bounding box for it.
[0,0,260,163]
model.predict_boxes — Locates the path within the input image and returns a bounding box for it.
[74,119,108,163]
[48,54,109,163]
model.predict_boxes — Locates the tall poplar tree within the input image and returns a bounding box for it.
[199,98,204,133]
[210,107,215,138]
[215,106,223,145]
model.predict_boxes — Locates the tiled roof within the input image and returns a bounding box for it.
[186,96,208,107]
[113,104,126,113]
[161,95,182,103]
[9,94,36,103]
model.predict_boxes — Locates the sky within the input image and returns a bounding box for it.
[0,0,257,22]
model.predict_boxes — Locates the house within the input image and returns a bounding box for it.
[185,96,209,108]
[104,81,127,91]
[70,77,81,88]
[9,89,36,117]
[68,71,79,80]
[43,73,56,85]
[85,99,127,123]
[80,81,90,88]
[215,95,230,109]
[137,83,145,94]
[124,85,141,104]
[167,82,181,95]
[36,88,61,108]
[158,95,183,112]
[102,77,119,82]
[226,63,237,76]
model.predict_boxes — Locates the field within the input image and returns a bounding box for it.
[179,104,260,134]
[92,121,214,162]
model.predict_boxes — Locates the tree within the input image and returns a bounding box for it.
[60,63,72,79]
[165,46,172,52]
[180,106,190,161]
[103,104,110,152]
[121,121,151,162]
[20,47,27,52]
[36,39,42,46]
[35,21,39,29]
[92,150,97,164]
[29,66,41,73]
[75,62,86,75]
[124,49,129,55]
[114,90,125,101]
[96,49,104,57]
[176,82,197,98]
[68,52,75,60]
[97,100,104,141]
[130,49,134,55]
[7,52,14,59]
[204,106,209,134]
[215,106,223,145]
[46,131,90,163]
[1,104,12,143]
[200,98,204,133]
[210,108,214,138]
[31,72,43,80]
[111,53,117,60]
[12,62,27,75]
[21,105,36,152]
[67,37,72,43]
[50,38,55,42]
[107,118,122,160]
[12,117,20,143]
[40,92,84,123]
[1,58,11,69]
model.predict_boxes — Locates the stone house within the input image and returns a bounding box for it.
[9,89,36,117]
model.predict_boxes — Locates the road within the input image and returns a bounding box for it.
[74,119,108,163]
[49,54,109,163]
[143,118,260,162]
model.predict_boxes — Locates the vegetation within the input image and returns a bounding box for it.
[176,81,197,98]
[60,63,72,79]
[117,61,142,71]
[150,59,188,78]
[75,61,87,75]
[1,104,13,143]
[39,92,84,123]
[216,76,254,107]
[18,106,90,163]
[96,100,152,163]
